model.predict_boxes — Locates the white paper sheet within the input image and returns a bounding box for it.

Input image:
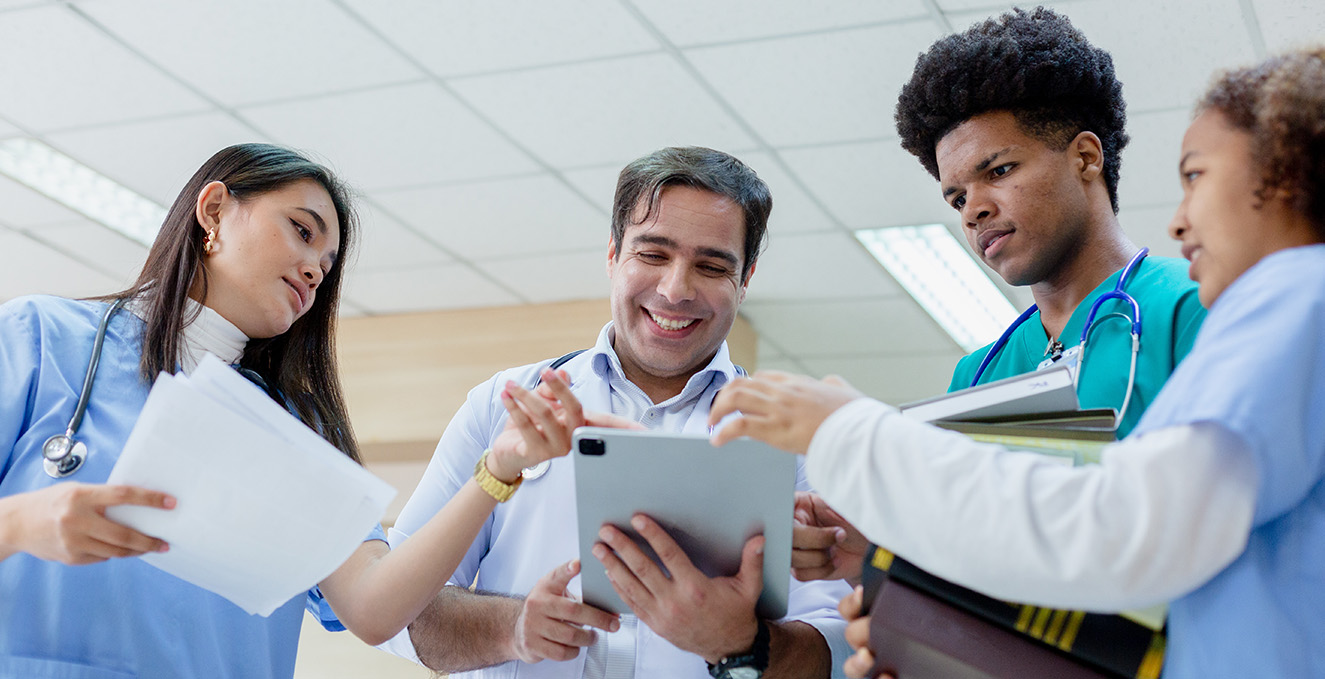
[106,354,396,616]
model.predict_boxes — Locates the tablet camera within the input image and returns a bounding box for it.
[578,438,606,456]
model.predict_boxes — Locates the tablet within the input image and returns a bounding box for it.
[572,427,797,620]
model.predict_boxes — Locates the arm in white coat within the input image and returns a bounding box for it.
[805,398,1258,611]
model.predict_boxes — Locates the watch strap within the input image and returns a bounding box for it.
[474,449,522,502]
[707,619,770,678]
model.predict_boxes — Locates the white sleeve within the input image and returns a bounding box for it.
[805,398,1258,611]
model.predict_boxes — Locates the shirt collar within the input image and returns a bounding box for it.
[587,321,740,402]
[179,298,248,373]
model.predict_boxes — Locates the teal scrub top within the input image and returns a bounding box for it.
[948,256,1206,437]
[0,296,383,679]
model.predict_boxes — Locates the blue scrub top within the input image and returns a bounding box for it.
[949,256,1205,436]
[0,296,379,679]
[1131,245,1325,678]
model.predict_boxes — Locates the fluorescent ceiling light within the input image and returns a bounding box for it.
[0,138,165,247]
[855,224,1018,352]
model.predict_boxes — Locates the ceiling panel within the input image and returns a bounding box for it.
[685,20,943,147]
[1253,0,1325,52]
[239,83,540,192]
[1118,203,1183,258]
[782,140,952,229]
[451,54,758,169]
[745,231,901,302]
[343,263,520,314]
[0,5,208,132]
[79,0,421,107]
[342,0,658,77]
[1116,108,1190,210]
[45,112,266,205]
[743,297,955,357]
[349,201,452,274]
[475,249,611,304]
[633,0,929,46]
[0,229,122,303]
[26,218,148,286]
[0,175,83,227]
[0,116,19,139]
[801,353,963,404]
[950,0,1256,114]
[371,174,605,260]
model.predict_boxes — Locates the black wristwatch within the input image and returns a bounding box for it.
[707,620,770,679]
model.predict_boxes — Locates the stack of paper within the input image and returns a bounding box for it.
[106,354,396,616]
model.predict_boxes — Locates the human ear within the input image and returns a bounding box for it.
[738,260,757,304]
[195,180,229,233]
[606,235,618,278]
[1072,131,1105,183]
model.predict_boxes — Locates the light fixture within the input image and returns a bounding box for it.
[0,138,165,247]
[855,224,1019,352]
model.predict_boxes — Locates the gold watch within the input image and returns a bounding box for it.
[474,449,522,502]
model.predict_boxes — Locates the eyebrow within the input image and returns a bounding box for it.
[942,147,1012,198]
[631,233,740,269]
[1178,151,1196,170]
[298,207,338,265]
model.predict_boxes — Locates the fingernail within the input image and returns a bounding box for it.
[162,496,177,509]
[630,516,645,530]
[592,544,607,559]
[598,526,612,541]
[835,528,846,543]
[610,619,620,632]
[157,543,170,553]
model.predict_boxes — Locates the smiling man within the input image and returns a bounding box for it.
[380,146,850,679]
[895,7,1206,436]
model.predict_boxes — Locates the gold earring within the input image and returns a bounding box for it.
[203,229,218,255]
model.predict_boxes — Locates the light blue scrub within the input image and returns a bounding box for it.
[0,296,383,679]
[1132,245,1325,677]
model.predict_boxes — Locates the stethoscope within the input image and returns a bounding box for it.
[40,298,280,479]
[42,297,128,478]
[970,248,1148,425]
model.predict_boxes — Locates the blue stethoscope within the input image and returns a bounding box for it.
[970,248,1148,425]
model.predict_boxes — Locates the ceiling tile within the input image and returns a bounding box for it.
[800,353,963,404]
[343,263,520,314]
[45,112,266,205]
[742,297,955,357]
[685,20,943,147]
[1117,108,1189,210]
[745,231,902,302]
[348,201,452,274]
[0,174,83,227]
[25,218,148,286]
[1118,203,1183,258]
[562,152,837,236]
[781,140,952,229]
[239,83,540,191]
[79,0,421,107]
[0,229,121,303]
[341,0,659,76]
[0,5,208,132]
[1253,0,1325,52]
[633,0,929,46]
[372,175,605,260]
[474,249,611,304]
[948,0,1256,113]
[450,54,758,169]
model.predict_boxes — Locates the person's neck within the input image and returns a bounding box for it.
[1029,220,1137,341]
[620,363,697,405]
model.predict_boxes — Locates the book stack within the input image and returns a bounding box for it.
[860,545,1166,679]
[856,365,1167,678]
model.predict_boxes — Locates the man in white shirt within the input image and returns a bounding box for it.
[382,146,850,679]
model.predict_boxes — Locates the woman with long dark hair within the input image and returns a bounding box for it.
[0,143,583,678]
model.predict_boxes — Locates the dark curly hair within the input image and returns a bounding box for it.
[1197,47,1325,235]
[895,7,1130,212]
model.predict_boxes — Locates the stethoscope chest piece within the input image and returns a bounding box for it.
[42,434,88,478]
[521,460,550,481]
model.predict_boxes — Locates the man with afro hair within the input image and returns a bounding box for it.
[895,7,1205,437]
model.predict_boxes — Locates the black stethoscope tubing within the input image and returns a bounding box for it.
[41,297,128,478]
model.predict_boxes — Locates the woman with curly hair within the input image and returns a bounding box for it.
[711,46,1325,678]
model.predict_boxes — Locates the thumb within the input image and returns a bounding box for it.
[735,535,766,600]
[544,558,581,595]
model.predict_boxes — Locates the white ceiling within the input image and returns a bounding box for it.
[2,0,1321,403]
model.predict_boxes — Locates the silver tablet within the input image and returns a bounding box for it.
[572,427,797,620]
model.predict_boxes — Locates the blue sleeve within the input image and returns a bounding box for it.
[0,299,40,476]
[1134,257,1325,525]
[947,349,986,393]
[304,523,390,632]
